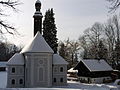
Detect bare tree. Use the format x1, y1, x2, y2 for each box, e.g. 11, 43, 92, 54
79, 34, 90, 59
79, 23, 104, 59
59, 39, 80, 69
103, 15, 120, 67
103, 18, 116, 64
107, 0, 120, 12
0, 0, 20, 35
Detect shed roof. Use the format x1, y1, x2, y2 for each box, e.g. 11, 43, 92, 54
7, 53, 24, 65
53, 54, 68, 65
74, 59, 113, 72
21, 31, 54, 53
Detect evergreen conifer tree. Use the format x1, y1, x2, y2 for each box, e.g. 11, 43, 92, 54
43, 8, 58, 53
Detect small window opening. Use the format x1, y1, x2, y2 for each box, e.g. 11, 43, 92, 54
60, 67, 63, 72
12, 68, 15, 73
11, 79, 15, 85
19, 79, 23, 84
54, 78, 56, 82
60, 78, 63, 82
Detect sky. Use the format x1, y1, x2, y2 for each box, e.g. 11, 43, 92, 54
4, 0, 117, 46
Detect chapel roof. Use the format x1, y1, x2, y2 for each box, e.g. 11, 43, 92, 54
74, 59, 113, 72
53, 54, 68, 65
21, 31, 54, 53
7, 53, 24, 65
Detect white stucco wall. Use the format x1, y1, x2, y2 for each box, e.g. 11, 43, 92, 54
52, 65, 67, 86
7, 65, 24, 88
24, 53, 53, 87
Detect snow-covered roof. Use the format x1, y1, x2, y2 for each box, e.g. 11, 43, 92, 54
82, 60, 113, 71
75, 59, 113, 72
68, 68, 78, 73
21, 31, 54, 53
53, 54, 68, 65
7, 53, 24, 65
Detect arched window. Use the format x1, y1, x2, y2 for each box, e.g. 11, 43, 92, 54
19, 79, 23, 84
12, 67, 15, 73
39, 68, 43, 81
54, 78, 56, 82
11, 79, 15, 85
60, 67, 63, 72
60, 78, 63, 82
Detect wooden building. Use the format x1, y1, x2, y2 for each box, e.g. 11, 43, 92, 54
74, 59, 113, 83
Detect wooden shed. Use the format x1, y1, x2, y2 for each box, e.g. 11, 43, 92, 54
74, 59, 113, 83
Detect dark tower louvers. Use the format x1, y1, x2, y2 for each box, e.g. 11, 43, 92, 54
33, 0, 43, 36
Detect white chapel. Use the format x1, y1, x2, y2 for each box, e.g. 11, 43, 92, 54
7, 0, 68, 88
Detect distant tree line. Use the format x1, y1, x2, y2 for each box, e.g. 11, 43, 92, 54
0, 41, 22, 61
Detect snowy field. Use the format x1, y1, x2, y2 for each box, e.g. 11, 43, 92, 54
0, 71, 119, 90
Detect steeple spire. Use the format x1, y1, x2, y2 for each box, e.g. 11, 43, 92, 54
33, 0, 43, 36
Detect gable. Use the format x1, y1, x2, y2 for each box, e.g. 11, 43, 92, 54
74, 61, 90, 72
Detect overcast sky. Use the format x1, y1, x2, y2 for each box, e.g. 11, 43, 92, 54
5, 0, 117, 46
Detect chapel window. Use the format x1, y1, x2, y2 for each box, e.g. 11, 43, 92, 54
54, 78, 56, 82
11, 79, 15, 85
60, 67, 63, 72
12, 67, 15, 73
19, 79, 23, 84
39, 68, 43, 81
60, 78, 63, 82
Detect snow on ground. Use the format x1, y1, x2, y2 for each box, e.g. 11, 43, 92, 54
0, 71, 119, 90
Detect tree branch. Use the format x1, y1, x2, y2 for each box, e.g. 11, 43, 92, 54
0, 0, 21, 35
107, 0, 120, 12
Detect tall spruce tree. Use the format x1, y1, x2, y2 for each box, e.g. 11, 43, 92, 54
43, 8, 58, 53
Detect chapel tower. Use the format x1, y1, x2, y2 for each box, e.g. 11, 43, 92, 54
33, 0, 43, 35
